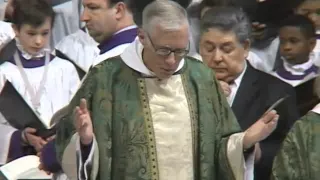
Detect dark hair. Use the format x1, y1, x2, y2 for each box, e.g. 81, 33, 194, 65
200, 7, 251, 44
280, 14, 316, 39
122, 0, 191, 27
199, 0, 238, 8
11, 0, 55, 29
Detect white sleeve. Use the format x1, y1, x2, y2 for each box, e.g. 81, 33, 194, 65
0, 124, 17, 164
244, 150, 255, 180
226, 132, 255, 180
67, 64, 81, 100
61, 133, 99, 180
0, 21, 15, 48
76, 137, 96, 180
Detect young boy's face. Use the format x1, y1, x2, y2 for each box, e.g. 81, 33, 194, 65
296, 1, 320, 30
13, 17, 51, 56
279, 26, 316, 65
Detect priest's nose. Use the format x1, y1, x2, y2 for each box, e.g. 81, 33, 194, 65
164, 53, 176, 66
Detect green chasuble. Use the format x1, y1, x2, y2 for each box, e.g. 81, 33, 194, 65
271, 111, 320, 180
55, 40, 250, 180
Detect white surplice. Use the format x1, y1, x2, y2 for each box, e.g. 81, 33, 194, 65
55, 25, 137, 72
0, 53, 80, 164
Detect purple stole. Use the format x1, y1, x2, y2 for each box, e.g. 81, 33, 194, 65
7, 50, 55, 68
98, 27, 138, 55
276, 63, 319, 80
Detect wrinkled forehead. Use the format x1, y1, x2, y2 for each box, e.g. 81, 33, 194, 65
201, 28, 239, 45
149, 23, 190, 48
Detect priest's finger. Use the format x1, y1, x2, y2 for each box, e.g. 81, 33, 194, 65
79, 114, 89, 127
74, 106, 82, 129
80, 98, 88, 114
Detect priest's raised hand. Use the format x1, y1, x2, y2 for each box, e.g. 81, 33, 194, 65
74, 98, 93, 145
243, 110, 279, 150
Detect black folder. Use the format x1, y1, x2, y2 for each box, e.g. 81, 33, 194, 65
0, 81, 56, 138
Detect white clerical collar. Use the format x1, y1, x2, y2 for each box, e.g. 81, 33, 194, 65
282, 55, 315, 75
115, 25, 137, 35
232, 61, 247, 87
120, 38, 185, 77
15, 38, 48, 60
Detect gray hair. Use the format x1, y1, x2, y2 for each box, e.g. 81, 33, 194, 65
142, 0, 188, 33
200, 7, 251, 44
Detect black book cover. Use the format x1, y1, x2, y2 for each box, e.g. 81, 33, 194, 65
0, 81, 55, 138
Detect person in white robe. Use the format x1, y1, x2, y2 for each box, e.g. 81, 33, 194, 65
0, 21, 15, 50
55, 0, 138, 73
271, 15, 319, 87
0, 1, 80, 179
249, 0, 320, 74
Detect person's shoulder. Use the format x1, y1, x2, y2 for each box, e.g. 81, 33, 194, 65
0, 61, 15, 71
289, 111, 320, 138
56, 29, 97, 48
251, 64, 293, 89
185, 55, 208, 71
184, 56, 215, 80
90, 55, 125, 74
50, 56, 80, 71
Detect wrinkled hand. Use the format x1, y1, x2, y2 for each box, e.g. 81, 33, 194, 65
22, 127, 47, 152
37, 152, 52, 175
252, 22, 267, 40
74, 99, 93, 145
219, 81, 231, 97
243, 110, 279, 150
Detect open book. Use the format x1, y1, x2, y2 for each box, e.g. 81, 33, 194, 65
0, 155, 52, 180
0, 80, 70, 138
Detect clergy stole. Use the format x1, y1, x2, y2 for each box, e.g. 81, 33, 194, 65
56, 56, 248, 180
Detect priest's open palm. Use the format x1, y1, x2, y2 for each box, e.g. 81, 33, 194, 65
74, 99, 93, 145
243, 110, 279, 149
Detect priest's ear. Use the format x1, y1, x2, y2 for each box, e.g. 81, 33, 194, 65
138, 28, 148, 46
113, 2, 127, 20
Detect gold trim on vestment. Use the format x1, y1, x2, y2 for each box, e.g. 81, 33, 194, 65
138, 78, 160, 180
181, 74, 199, 178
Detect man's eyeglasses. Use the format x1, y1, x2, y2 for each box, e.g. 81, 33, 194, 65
146, 32, 189, 57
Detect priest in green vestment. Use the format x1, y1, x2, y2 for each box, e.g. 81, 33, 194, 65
271, 90, 320, 178
55, 1, 280, 180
